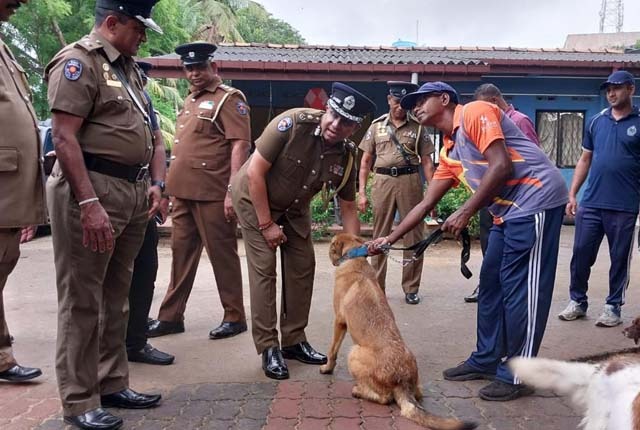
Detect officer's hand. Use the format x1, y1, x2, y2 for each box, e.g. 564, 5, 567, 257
357, 195, 368, 213
366, 236, 390, 256
156, 197, 170, 225
80, 201, 114, 253
566, 197, 578, 217
147, 185, 162, 219
224, 194, 236, 223
20, 226, 37, 244
262, 223, 287, 250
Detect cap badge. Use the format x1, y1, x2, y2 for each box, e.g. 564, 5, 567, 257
343, 95, 355, 111
189, 51, 195, 58
401, 89, 407, 95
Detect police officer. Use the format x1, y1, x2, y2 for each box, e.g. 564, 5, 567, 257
0, 0, 45, 383
45, 1, 163, 428
147, 42, 250, 340
358, 81, 435, 304
124, 61, 174, 366
232, 82, 376, 380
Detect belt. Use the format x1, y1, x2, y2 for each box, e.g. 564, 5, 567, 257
83, 152, 149, 183
374, 165, 419, 177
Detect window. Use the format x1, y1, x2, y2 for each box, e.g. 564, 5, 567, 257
536, 111, 585, 168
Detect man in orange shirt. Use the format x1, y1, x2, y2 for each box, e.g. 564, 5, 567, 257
369, 82, 567, 401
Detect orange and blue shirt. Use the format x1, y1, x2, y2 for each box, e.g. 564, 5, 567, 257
434, 101, 567, 224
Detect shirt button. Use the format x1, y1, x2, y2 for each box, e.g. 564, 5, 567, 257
294, 199, 299, 203
201, 162, 207, 167
185, 110, 190, 115
117, 96, 123, 100
297, 160, 302, 164
191, 98, 196, 102
171, 155, 176, 160
179, 124, 184, 128
311, 170, 317, 175
320, 155, 324, 159
303, 185, 308, 190
174, 139, 179, 144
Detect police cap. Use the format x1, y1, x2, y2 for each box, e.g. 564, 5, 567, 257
387, 81, 418, 99
96, 0, 163, 34
328, 82, 377, 124
175, 42, 218, 66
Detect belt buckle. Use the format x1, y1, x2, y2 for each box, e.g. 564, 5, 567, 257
390, 166, 398, 177
135, 165, 149, 182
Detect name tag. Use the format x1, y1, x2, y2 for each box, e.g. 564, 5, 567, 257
199, 101, 214, 110
106, 79, 122, 88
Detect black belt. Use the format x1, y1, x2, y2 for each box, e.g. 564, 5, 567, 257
375, 165, 419, 177
83, 152, 149, 183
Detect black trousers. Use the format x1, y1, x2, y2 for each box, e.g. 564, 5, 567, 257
126, 220, 159, 352
479, 207, 493, 256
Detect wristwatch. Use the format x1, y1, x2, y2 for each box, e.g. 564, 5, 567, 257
151, 179, 166, 193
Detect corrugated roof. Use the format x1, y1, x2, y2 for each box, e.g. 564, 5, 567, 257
155, 43, 640, 65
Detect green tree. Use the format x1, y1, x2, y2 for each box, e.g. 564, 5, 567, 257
236, 2, 305, 44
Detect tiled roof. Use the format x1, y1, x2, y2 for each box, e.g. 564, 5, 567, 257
156, 43, 640, 65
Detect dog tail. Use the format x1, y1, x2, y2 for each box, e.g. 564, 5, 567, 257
393, 386, 477, 430
509, 357, 596, 397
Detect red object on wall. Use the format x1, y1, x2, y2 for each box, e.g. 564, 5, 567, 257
304, 87, 329, 110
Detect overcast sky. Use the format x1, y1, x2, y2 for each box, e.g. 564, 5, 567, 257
256, 0, 640, 48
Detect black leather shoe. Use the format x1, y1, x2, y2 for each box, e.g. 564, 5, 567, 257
101, 388, 161, 409
281, 341, 327, 365
405, 293, 421, 305
209, 321, 247, 340
146, 320, 184, 338
262, 346, 289, 380
63, 408, 123, 430
127, 344, 175, 366
0, 364, 42, 382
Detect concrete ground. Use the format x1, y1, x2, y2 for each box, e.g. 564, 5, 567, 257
2, 225, 639, 429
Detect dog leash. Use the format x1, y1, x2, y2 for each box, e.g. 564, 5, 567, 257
335, 228, 473, 279
380, 228, 473, 279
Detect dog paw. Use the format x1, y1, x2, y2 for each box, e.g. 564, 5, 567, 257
319, 364, 334, 374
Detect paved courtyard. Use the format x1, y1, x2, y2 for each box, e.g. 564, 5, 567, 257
2, 225, 639, 429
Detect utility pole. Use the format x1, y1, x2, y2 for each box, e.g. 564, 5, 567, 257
599, 0, 624, 33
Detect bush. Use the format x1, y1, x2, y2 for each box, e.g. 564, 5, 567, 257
435, 186, 480, 238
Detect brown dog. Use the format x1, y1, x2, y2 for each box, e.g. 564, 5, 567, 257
623, 317, 640, 344
321, 233, 476, 430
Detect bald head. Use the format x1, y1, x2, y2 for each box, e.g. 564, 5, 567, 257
474, 83, 509, 111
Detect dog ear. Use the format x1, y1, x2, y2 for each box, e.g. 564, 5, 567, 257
329, 235, 344, 266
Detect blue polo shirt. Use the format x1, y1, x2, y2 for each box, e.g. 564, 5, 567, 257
581, 106, 640, 213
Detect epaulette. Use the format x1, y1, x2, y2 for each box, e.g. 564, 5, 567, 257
371, 113, 388, 124
295, 109, 323, 124
74, 35, 102, 53
218, 83, 247, 102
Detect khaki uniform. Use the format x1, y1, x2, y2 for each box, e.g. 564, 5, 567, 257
159, 77, 250, 324
232, 108, 356, 354
359, 114, 434, 293
45, 31, 152, 416
0, 37, 47, 371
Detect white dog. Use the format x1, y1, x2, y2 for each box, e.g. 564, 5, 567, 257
510, 356, 640, 430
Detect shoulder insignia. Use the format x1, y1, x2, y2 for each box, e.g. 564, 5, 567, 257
64, 59, 83, 81
371, 113, 388, 124
277, 117, 293, 132
218, 84, 247, 102
296, 109, 322, 124
364, 129, 372, 141
236, 101, 249, 116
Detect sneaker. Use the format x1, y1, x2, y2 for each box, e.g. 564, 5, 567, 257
479, 380, 534, 401
443, 361, 495, 381
464, 286, 479, 303
558, 300, 587, 321
595, 304, 622, 327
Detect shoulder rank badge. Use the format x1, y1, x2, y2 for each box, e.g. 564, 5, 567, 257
277, 117, 293, 132
64, 59, 83, 81
236, 101, 249, 116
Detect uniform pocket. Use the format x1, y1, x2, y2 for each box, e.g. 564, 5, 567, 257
98, 85, 133, 126
190, 158, 222, 170
0, 148, 18, 172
